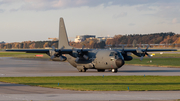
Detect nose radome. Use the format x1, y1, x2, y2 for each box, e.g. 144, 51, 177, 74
116, 59, 124, 68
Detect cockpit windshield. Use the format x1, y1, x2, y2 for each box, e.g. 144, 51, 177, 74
109, 52, 124, 60
109, 52, 115, 56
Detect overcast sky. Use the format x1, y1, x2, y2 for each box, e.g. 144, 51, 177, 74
0, 0, 180, 42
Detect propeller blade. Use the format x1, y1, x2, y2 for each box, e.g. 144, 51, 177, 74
75, 57, 80, 62
82, 45, 85, 50
83, 55, 89, 60
49, 49, 56, 59
148, 54, 151, 58
52, 46, 55, 49
60, 56, 66, 61
121, 44, 125, 54
137, 47, 143, 53
50, 55, 55, 60
145, 45, 149, 51
145, 52, 151, 58
140, 56, 144, 61
60, 46, 65, 50
122, 44, 124, 51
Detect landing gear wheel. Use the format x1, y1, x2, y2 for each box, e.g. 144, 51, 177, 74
97, 69, 105, 72
78, 68, 87, 72
82, 68, 87, 72
112, 69, 118, 73
78, 69, 82, 72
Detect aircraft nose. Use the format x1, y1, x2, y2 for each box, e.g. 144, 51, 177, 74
116, 59, 124, 68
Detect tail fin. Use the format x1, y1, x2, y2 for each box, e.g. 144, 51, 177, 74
58, 17, 72, 49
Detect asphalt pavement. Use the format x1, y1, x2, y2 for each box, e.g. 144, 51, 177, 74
0, 57, 180, 100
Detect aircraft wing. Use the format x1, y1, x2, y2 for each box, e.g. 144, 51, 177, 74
6, 48, 176, 53
115, 48, 177, 55
122, 49, 177, 52
5, 49, 74, 54
6, 49, 50, 53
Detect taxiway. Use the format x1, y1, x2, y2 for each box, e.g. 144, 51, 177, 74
1, 57, 180, 77
0, 57, 180, 100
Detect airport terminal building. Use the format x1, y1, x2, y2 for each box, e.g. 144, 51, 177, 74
74, 35, 96, 43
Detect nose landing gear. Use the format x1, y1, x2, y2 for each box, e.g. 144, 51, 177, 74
111, 69, 118, 73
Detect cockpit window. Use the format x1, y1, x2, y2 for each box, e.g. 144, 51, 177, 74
109, 52, 124, 60
109, 52, 115, 56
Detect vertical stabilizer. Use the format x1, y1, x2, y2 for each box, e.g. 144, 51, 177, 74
58, 18, 72, 49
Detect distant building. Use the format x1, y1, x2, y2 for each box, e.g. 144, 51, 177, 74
74, 35, 113, 43
97, 37, 113, 43
74, 35, 96, 43
0, 41, 5, 44
86, 37, 113, 43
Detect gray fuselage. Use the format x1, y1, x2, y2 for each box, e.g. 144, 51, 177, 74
65, 49, 124, 70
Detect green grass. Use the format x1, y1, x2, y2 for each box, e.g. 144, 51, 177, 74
131, 53, 180, 58
153, 53, 180, 58
126, 58, 180, 67
1, 76, 180, 91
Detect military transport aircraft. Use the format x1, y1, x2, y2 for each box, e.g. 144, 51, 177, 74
6, 18, 177, 73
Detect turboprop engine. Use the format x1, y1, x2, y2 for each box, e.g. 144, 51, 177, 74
48, 46, 67, 61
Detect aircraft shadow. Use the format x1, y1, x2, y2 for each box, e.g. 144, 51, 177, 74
118, 70, 180, 73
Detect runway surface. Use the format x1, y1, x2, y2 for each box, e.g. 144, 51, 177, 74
0, 57, 180, 100
1, 57, 180, 77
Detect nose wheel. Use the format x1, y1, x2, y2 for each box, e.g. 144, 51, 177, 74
111, 69, 118, 73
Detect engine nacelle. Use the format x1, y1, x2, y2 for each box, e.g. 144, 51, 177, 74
116, 59, 125, 68
133, 52, 144, 57
124, 56, 133, 61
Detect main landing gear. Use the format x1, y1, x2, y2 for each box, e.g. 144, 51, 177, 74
78, 68, 87, 72
77, 66, 87, 72
77, 67, 118, 73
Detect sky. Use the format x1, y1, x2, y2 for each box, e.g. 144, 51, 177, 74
0, 0, 180, 43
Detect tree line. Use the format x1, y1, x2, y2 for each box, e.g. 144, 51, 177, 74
1, 32, 180, 49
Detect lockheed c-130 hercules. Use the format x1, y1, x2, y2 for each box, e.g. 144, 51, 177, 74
6, 18, 177, 73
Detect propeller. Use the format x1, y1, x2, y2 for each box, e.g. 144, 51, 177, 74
49, 46, 56, 60
58, 46, 66, 61
136, 45, 151, 61
75, 45, 89, 62
75, 57, 80, 63
121, 44, 125, 54
120, 44, 126, 57
49, 46, 67, 61
144, 45, 151, 58
83, 54, 89, 60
